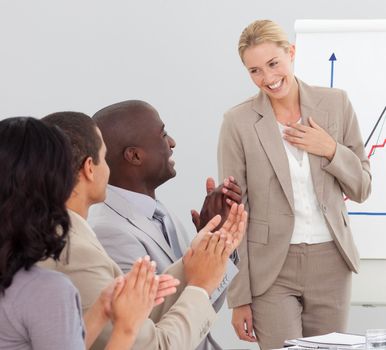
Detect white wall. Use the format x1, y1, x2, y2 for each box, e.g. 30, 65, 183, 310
1, 1, 385, 348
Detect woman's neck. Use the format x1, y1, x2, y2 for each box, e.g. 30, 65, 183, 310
270, 78, 301, 124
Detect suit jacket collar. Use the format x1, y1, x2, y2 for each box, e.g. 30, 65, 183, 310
68, 209, 106, 252
251, 78, 328, 211
104, 187, 176, 261
58, 209, 108, 265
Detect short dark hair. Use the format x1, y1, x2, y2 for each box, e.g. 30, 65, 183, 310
0, 117, 74, 294
43, 112, 101, 179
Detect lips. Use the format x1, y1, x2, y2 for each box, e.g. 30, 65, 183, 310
168, 152, 175, 165
267, 79, 283, 90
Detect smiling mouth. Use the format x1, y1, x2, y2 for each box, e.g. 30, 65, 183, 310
267, 79, 283, 90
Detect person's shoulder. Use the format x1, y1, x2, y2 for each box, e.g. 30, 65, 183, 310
7, 266, 77, 303
224, 95, 257, 117
28, 266, 75, 291
299, 79, 347, 103
88, 200, 129, 228
309, 84, 345, 97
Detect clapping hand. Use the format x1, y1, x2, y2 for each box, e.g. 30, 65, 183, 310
191, 176, 242, 232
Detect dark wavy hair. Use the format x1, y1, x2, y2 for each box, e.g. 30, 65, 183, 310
0, 117, 75, 294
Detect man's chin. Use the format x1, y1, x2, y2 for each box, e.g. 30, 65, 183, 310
160, 170, 177, 186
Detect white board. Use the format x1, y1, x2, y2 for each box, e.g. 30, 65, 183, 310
294, 19, 386, 259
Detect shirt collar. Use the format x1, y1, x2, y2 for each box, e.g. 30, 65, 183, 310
108, 184, 156, 219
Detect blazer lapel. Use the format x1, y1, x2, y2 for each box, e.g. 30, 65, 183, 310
105, 188, 176, 261
298, 80, 329, 205
68, 210, 108, 254
252, 92, 295, 213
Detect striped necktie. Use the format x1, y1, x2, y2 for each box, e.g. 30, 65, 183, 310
153, 202, 183, 259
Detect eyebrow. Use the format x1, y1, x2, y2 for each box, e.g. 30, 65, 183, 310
247, 65, 260, 71
247, 56, 279, 71
267, 56, 278, 64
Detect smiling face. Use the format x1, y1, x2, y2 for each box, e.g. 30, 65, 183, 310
139, 107, 177, 189
242, 41, 296, 101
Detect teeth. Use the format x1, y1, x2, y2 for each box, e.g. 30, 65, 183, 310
268, 80, 282, 89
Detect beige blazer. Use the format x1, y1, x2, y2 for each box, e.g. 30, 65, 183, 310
39, 210, 216, 350
218, 79, 371, 308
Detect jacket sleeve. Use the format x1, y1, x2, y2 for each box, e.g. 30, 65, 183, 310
218, 112, 252, 308
136, 260, 216, 350
323, 90, 371, 203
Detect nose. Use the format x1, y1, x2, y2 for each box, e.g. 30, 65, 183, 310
168, 135, 176, 148
263, 70, 276, 85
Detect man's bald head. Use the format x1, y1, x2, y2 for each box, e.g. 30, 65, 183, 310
92, 100, 176, 196
93, 100, 156, 154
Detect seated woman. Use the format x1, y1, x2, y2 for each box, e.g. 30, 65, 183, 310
0, 117, 160, 350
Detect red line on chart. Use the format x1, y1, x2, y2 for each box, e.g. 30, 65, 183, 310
368, 139, 386, 158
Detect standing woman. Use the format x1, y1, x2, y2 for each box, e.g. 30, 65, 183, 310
218, 20, 371, 349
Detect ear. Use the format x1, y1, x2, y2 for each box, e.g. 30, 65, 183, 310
123, 147, 143, 166
80, 156, 95, 182
289, 44, 296, 62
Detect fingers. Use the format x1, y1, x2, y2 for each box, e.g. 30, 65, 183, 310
201, 214, 221, 234
154, 297, 165, 306
221, 237, 233, 261
233, 319, 252, 342
232, 318, 256, 342
223, 177, 242, 205
245, 314, 256, 341
223, 177, 242, 195
223, 188, 242, 204
190, 209, 201, 231
232, 305, 257, 342
221, 202, 238, 231
283, 126, 306, 142
155, 286, 178, 300
156, 275, 180, 299
308, 116, 321, 129
206, 177, 216, 194
143, 260, 157, 296
207, 231, 222, 254
229, 207, 247, 249
199, 232, 214, 251
158, 274, 178, 284
112, 275, 125, 300
126, 257, 143, 290
136, 256, 151, 291
148, 274, 159, 304
158, 278, 180, 291
226, 203, 246, 237
236, 211, 247, 239
287, 121, 308, 131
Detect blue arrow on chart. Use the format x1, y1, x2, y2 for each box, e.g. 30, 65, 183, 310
329, 53, 337, 88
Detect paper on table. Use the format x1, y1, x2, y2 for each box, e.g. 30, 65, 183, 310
285, 332, 365, 349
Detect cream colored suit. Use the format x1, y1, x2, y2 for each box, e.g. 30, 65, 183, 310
39, 210, 216, 350
218, 79, 371, 308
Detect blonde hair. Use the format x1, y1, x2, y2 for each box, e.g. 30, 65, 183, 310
238, 20, 290, 62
